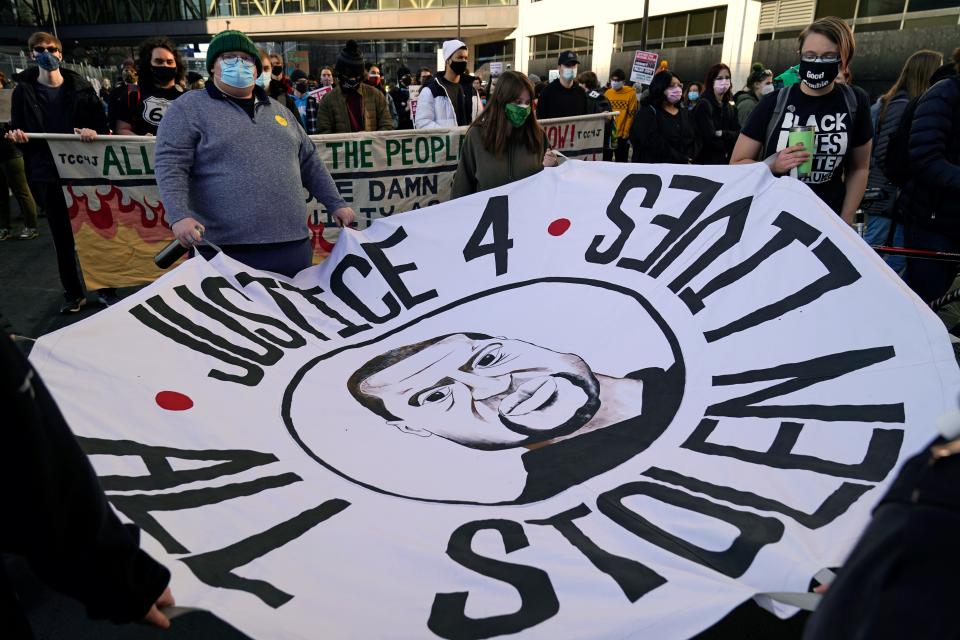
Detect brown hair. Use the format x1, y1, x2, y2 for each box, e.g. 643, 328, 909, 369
28, 31, 62, 51
879, 49, 944, 123
577, 71, 600, 91
137, 36, 185, 90
471, 70, 544, 157
798, 17, 856, 70
703, 63, 733, 103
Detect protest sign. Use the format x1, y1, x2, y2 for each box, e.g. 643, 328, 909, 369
631, 50, 659, 85
31, 160, 959, 639
286, 51, 309, 77
489, 61, 503, 76
408, 84, 421, 121
44, 113, 611, 288
308, 85, 331, 102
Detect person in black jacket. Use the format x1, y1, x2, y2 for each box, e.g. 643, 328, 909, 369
535, 50, 589, 120
389, 66, 415, 130
862, 50, 944, 275
630, 70, 698, 165
5, 32, 109, 314
899, 58, 960, 303
1, 333, 174, 637
693, 62, 740, 164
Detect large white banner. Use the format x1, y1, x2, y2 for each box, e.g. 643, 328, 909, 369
31, 161, 959, 639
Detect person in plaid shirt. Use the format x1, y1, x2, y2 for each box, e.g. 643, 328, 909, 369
290, 70, 320, 135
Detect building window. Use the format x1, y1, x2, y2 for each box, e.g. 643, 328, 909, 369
475, 40, 515, 69
528, 27, 593, 61
760, 0, 959, 38
614, 6, 726, 52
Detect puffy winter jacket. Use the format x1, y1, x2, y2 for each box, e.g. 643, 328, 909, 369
863, 91, 908, 217
898, 76, 960, 232
414, 76, 482, 129
734, 90, 758, 128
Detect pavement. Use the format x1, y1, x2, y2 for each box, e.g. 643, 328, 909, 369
0, 200, 810, 639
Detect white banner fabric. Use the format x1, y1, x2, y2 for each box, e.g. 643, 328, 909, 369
30, 161, 960, 639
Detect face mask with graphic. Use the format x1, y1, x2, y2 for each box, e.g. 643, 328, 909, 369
152, 66, 177, 84
665, 86, 683, 104
561, 67, 577, 82
687, 91, 699, 102
761, 82, 775, 96
505, 103, 531, 128
36, 51, 61, 71
610, 80, 624, 91
256, 70, 271, 89
341, 76, 361, 91
219, 58, 256, 89
713, 78, 731, 95
295, 80, 308, 93
449, 60, 468, 76
800, 59, 840, 90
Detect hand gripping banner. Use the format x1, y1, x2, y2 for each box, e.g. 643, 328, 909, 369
44, 114, 609, 290
30, 161, 960, 639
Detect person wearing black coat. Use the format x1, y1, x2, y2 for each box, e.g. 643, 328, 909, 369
389, 66, 415, 130
898, 65, 960, 303
7, 34, 109, 314
692, 63, 740, 165
0, 333, 173, 637
630, 70, 698, 164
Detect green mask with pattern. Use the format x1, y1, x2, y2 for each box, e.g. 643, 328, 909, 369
505, 103, 531, 128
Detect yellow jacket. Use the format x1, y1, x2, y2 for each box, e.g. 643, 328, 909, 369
604, 86, 639, 139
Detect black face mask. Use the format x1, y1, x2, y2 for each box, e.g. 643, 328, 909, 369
152, 66, 177, 84
340, 76, 361, 91
799, 59, 840, 90
295, 81, 308, 93
449, 60, 468, 76
400, 75, 412, 87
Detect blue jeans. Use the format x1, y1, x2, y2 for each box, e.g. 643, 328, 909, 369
863, 215, 905, 275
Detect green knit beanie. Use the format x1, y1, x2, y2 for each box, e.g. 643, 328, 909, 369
207, 30, 261, 74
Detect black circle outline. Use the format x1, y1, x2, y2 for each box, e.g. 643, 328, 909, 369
282, 277, 685, 505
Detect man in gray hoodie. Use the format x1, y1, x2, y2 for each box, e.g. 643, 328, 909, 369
156, 29, 355, 277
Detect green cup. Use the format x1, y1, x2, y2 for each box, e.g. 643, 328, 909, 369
787, 125, 816, 175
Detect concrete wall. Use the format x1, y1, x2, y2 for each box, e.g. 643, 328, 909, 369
752, 25, 960, 100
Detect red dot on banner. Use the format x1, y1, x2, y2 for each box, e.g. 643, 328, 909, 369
156, 391, 194, 411
548, 218, 571, 236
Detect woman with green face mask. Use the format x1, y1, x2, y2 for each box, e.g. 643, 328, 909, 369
452, 71, 558, 199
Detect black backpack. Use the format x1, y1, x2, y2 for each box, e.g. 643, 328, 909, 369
882, 96, 922, 187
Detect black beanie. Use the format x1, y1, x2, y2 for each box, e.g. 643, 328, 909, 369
336, 40, 364, 78
396, 66, 412, 83
290, 69, 308, 82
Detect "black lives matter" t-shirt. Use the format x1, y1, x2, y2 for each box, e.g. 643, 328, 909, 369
742, 83, 873, 214
113, 85, 183, 135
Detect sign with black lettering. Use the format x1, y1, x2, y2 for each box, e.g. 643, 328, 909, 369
30, 161, 959, 639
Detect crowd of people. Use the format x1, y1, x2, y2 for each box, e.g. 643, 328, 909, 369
1, 14, 960, 639
0, 19, 958, 306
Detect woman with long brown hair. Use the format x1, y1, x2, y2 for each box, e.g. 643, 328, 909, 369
451, 70, 558, 198
862, 49, 943, 273
693, 62, 740, 164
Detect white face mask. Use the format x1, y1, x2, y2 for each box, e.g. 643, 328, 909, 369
610, 80, 623, 90
761, 82, 775, 95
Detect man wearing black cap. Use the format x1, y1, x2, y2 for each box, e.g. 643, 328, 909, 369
536, 50, 589, 120
389, 66, 415, 130
316, 40, 392, 134
155, 30, 355, 278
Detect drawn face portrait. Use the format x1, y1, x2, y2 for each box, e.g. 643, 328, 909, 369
349, 334, 602, 450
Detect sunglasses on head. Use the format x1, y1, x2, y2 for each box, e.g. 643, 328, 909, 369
34, 46, 59, 54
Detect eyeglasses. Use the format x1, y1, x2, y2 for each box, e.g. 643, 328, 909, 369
33, 46, 59, 54
800, 53, 841, 63
221, 53, 255, 64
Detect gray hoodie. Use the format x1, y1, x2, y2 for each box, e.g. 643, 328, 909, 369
156, 84, 347, 245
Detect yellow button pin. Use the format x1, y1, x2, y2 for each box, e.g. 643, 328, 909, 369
275, 114, 288, 127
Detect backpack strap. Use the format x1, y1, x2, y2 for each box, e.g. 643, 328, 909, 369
760, 85, 792, 160
838, 83, 858, 131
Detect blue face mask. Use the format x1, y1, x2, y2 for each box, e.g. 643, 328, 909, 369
687, 91, 700, 102
561, 67, 577, 82
219, 58, 256, 89
255, 70, 271, 89
36, 51, 61, 71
